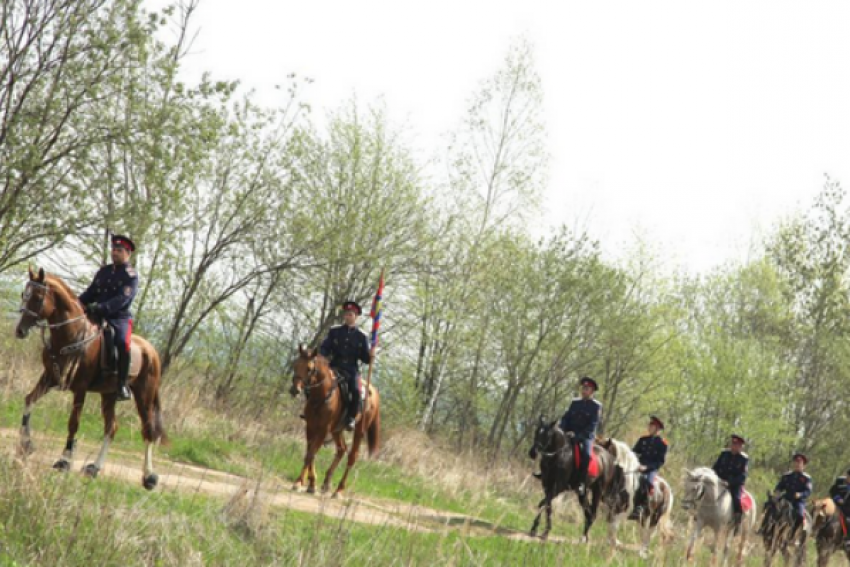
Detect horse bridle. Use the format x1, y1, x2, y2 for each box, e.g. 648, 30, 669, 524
19, 281, 88, 331
682, 478, 710, 508
298, 361, 337, 397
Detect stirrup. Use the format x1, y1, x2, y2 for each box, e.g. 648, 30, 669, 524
117, 385, 131, 401
532, 471, 542, 480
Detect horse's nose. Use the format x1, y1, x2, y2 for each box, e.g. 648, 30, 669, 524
289, 385, 300, 398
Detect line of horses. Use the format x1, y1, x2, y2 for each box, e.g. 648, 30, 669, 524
529, 418, 850, 567
12, 269, 850, 566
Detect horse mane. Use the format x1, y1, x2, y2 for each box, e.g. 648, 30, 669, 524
44, 273, 81, 312
607, 437, 641, 472
687, 466, 720, 485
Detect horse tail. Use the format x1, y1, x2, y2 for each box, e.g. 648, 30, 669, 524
367, 392, 380, 457
153, 389, 169, 446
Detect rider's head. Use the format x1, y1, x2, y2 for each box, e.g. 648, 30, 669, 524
648, 415, 664, 435
579, 377, 598, 399
792, 453, 807, 472
341, 301, 362, 327
729, 434, 745, 454
110, 235, 135, 266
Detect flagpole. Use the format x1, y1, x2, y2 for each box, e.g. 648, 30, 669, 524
365, 268, 384, 408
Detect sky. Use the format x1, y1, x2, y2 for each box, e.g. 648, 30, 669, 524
148, 0, 850, 273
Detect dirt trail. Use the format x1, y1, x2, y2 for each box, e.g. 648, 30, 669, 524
0, 427, 550, 540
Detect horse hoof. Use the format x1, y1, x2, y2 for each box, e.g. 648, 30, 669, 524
332, 491, 342, 499
82, 464, 100, 479
143, 473, 159, 491
306, 486, 316, 494
321, 485, 330, 494
540, 533, 549, 542
291, 483, 301, 492
52, 459, 71, 472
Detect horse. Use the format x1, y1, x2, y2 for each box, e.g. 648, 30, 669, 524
812, 498, 850, 567
289, 345, 380, 496
759, 491, 809, 567
682, 467, 758, 566
527, 417, 616, 542
14, 268, 166, 489
598, 436, 675, 558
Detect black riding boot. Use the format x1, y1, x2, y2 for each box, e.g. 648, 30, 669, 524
732, 511, 743, 534
346, 381, 360, 431
116, 349, 131, 401
576, 447, 590, 496
629, 484, 647, 520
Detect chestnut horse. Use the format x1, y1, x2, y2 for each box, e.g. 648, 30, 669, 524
289, 345, 380, 496
14, 268, 166, 489
812, 498, 850, 567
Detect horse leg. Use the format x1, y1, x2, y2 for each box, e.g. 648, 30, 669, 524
333, 427, 365, 497
53, 390, 86, 472
542, 497, 553, 541
529, 496, 547, 537
18, 371, 51, 456
580, 484, 601, 543
686, 519, 702, 562
293, 432, 323, 493
321, 433, 347, 493
83, 394, 118, 478
133, 388, 159, 490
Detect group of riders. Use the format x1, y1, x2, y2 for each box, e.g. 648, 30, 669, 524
533, 376, 850, 550
69, 233, 850, 551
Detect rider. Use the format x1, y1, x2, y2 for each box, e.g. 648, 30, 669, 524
557, 377, 602, 497
712, 433, 749, 533
78, 234, 138, 401
829, 467, 850, 551
772, 453, 812, 536
319, 301, 375, 431
628, 415, 668, 521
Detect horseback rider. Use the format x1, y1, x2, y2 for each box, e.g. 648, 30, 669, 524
319, 301, 375, 431
78, 234, 138, 401
556, 377, 602, 497
772, 453, 812, 536
628, 415, 668, 521
712, 433, 749, 532
829, 467, 850, 551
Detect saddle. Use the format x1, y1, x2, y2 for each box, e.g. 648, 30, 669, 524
98, 323, 142, 377
572, 441, 600, 477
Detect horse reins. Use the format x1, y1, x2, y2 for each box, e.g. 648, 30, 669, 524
20, 281, 99, 388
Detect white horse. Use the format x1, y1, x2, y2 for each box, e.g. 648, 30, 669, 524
601, 437, 675, 558
682, 467, 758, 566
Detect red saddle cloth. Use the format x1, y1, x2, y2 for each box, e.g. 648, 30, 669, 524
573, 444, 599, 477
741, 490, 754, 513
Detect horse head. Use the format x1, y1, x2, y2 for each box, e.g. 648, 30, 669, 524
811, 498, 835, 532
528, 416, 561, 460
290, 343, 320, 397
16, 267, 52, 339
681, 468, 715, 511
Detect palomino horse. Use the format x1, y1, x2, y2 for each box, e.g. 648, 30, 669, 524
682, 467, 758, 566
527, 417, 616, 542
14, 268, 166, 489
289, 346, 380, 496
598, 437, 675, 558
812, 498, 850, 567
759, 492, 808, 567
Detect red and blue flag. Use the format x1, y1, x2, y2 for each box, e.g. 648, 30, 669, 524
369, 271, 384, 348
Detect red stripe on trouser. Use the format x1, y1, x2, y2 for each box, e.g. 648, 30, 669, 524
840, 513, 847, 536
126, 319, 133, 352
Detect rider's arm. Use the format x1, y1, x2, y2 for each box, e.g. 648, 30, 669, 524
799, 477, 812, 500
649, 441, 668, 470
357, 331, 371, 365
99, 274, 138, 317
78, 270, 100, 305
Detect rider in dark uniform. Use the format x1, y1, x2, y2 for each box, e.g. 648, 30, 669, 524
78, 234, 138, 401
319, 301, 374, 431
713, 434, 749, 532
557, 377, 602, 496
628, 415, 668, 520
772, 452, 812, 536
829, 468, 850, 551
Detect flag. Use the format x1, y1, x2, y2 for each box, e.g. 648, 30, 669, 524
369, 270, 384, 348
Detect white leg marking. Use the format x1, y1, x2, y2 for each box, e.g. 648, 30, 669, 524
93, 435, 112, 469
144, 442, 154, 477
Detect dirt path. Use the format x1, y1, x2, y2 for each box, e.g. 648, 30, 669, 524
0, 427, 551, 540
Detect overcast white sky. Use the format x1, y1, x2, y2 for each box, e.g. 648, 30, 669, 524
150, 0, 850, 273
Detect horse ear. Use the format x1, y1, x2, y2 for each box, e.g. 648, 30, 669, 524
28, 265, 34, 280
37, 268, 45, 282
298, 343, 306, 357
548, 420, 558, 429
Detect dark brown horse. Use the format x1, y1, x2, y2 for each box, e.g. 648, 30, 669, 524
812, 498, 850, 567
289, 345, 380, 496
15, 268, 166, 489
759, 491, 808, 567
527, 417, 616, 541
